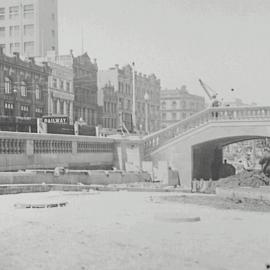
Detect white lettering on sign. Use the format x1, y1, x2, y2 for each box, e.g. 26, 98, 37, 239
43, 117, 68, 124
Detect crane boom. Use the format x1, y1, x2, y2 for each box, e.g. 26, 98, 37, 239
198, 79, 218, 101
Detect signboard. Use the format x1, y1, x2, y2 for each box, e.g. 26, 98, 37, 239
42, 116, 69, 125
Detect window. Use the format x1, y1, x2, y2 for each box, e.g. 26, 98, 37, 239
66, 82, 70, 92
4, 102, 14, 116
9, 6, 19, 19
161, 101, 166, 109
36, 107, 43, 117
4, 77, 11, 94
51, 30, 55, 37
52, 13, 55, 20
0, 8, 5, 20
24, 41, 34, 56
36, 107, 43, 113
35, 85, 41, 100
24, 4, 34, 19
172, 112, 177, 121
60, 80, 64, 90
20, 81, 27, 97
53, 78, 57, 88
53, 100, 57, 114
20, 105, 29, 117
0, 27, 5, 37
162, 113, 166, 120
10, 42, 20, 54
24, 24, 34, 36
172, 101, 177, 109
0, 44, 5, 53
9, 25, 19, 37
60, 102, 64, 114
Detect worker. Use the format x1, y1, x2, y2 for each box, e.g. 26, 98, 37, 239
259, 148, 270, 177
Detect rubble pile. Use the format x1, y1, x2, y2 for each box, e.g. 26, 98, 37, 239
217, 170, 270, 188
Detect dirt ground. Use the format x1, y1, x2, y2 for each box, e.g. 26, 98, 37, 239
0, 191, 270, 270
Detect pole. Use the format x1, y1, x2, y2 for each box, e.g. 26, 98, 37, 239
132, 62, 136, 132
145, 101, 149, 134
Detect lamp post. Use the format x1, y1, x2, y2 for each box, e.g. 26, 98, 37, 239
144, 92, 149, 134
13, 88, 18, 132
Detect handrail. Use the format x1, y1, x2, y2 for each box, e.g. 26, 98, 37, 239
143, 105, 270, 155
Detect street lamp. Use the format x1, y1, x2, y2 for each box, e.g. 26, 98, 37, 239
144, 92, 149, 134
12, 88, 18, 131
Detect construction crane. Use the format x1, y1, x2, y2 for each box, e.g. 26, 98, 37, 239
198, 79, 219, 101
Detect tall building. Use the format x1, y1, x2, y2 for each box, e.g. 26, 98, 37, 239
160, 86, 205, 128
98, 64, 161, 133
0, 0, 58, 57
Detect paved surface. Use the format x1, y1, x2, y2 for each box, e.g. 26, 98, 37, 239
0, 191, 270, 270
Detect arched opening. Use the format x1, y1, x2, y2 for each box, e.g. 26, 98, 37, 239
192, 136, 268, 181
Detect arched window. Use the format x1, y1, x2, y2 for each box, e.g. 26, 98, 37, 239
35, 85, 40, 100
4, 77, 11, 94
21, 81, 27, 97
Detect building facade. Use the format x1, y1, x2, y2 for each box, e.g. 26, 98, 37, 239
35, 52, 74, 124
73, 53, 98, 128
98, 64, 161, 133
160, 86, 205, 128
0, 0, 58, 57
0, 48, 49, 131
97, 83, 118, 135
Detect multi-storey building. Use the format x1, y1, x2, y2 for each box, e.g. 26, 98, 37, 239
73, 53, 98, 127
98, 64, 161, 133
97, 83, 118, 135
35, 51, 74, 124
0, 0, 58, 57
160, 86, 205, 128
0, 48, 49, 131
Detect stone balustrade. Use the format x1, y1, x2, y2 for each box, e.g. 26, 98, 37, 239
144, 106, 270, 156
0, 132, 114, 156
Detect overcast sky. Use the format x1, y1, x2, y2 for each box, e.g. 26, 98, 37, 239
58, 0, 270, 105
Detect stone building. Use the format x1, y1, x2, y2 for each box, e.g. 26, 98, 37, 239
0, 48, 49, 131
0, 0, 58, 57
97, 83, 118, 135
160, 86, 205, 128
35, 52, 74, 124
73, 53, 98, 127
56, 52, 99, 128
98, 64, 161, 133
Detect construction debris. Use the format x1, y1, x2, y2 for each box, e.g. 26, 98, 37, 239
216, 170, 270, 188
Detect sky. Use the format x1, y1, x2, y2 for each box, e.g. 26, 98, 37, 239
58, 0, 270, 105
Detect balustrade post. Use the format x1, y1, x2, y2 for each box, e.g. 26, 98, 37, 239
72, 141, 77, 155
26, 140, 34, 156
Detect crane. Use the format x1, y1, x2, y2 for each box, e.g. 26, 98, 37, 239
198, 79, 219, 101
